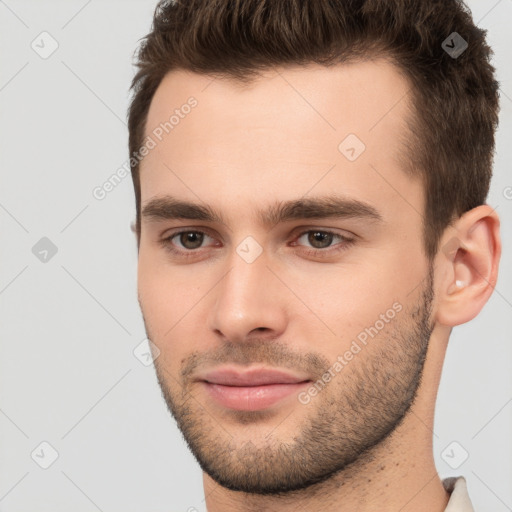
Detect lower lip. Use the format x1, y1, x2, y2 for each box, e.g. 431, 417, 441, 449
202, 382, 310, 411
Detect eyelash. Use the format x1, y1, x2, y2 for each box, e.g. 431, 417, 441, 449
159, 229, 355, 260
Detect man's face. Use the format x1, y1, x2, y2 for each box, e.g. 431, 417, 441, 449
137, 60, 434, 493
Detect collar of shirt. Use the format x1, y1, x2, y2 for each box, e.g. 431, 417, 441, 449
443, 476, 475, 511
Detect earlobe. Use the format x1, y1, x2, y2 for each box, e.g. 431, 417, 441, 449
435, 205, 501, 327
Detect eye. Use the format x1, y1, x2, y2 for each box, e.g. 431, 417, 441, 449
160, 230, 218, 257
297, 230, 338, 249
159, 228, 355, 260
292, 229, 355, 256
172, 231, 209, 250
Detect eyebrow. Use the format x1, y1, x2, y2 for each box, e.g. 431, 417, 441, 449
141, 194, 383, 229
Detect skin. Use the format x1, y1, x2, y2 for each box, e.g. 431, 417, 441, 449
136, 60, 501, 511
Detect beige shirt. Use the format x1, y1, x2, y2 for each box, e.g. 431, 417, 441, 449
443, 476, 475, 511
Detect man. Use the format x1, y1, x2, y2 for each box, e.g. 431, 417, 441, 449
127, 0, 501, 510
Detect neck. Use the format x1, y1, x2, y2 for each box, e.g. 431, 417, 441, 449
203, 328, 452, 512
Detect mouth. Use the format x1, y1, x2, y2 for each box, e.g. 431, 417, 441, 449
197, 367, 312, 411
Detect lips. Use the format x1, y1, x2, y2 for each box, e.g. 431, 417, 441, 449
201, 368, 310, 386
198, 367, 311, 411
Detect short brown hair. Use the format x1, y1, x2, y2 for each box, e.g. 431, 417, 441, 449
128, 0, 499, 258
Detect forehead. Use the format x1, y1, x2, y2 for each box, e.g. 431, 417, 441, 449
144, 59, 413, 144
139, 59, 421, 224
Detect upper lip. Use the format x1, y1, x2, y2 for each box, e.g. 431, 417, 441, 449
198, 367, 311, 386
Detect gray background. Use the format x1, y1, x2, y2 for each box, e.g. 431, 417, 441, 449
0, 1, 511, 511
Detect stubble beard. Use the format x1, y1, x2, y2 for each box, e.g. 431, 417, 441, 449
148, 270, 434, 495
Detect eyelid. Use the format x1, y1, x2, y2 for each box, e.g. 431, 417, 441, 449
160, 226, 220, 242
292, 226, 355, 239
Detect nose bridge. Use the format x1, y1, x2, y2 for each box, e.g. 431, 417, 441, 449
208, 239, 287, 341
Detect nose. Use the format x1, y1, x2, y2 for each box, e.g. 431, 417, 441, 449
207, 247, 289, 344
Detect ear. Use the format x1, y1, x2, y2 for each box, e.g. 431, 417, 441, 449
434, 205, 501, 327
131, 220, 141, 253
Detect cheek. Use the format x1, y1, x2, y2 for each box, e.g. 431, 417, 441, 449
138, 265, 200, 378
288, 250, 425, 351
138, 250, 197, 343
